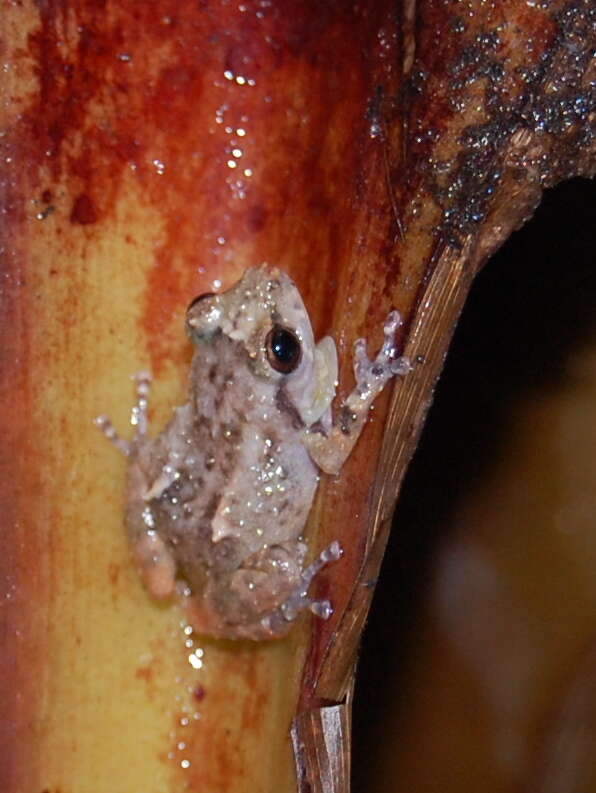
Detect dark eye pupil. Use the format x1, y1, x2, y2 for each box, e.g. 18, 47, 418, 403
271, 329, 298, 363
266, 326, 301, 373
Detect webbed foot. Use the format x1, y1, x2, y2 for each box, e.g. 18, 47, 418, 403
259, 541, 343, 635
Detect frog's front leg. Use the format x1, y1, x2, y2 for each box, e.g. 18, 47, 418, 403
95, 371, 177, 599
304, 311, 410, 475
94, 370, 153, 455
96, 371, 178, 499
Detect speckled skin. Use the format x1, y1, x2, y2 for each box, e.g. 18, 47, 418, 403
97, 266, 409, 640
127, 337, 320, 635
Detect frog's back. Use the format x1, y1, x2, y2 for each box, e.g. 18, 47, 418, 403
129, 333, 318, 581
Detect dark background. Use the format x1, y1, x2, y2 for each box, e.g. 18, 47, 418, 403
353, 176, 596, 790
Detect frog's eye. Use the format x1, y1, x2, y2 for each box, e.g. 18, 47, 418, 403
186, 292, 223, 340
187, 292, 215, 312
265, 325, 302, 374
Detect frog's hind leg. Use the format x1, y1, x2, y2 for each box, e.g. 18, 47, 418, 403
94, 371, 152, 455
260, 540, 343, 636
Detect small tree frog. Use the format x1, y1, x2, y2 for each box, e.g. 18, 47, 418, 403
96, 266, 409, 640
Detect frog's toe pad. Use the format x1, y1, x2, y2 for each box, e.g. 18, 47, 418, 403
259, 541, 343, 634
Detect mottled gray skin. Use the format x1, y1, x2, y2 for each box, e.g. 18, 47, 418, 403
127, 334, 319, 634
97, 265, 409, 640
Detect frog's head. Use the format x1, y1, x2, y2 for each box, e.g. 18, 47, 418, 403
186, 265, 337, 427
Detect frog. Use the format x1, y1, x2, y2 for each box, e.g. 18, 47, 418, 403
96, 265, 409, 640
